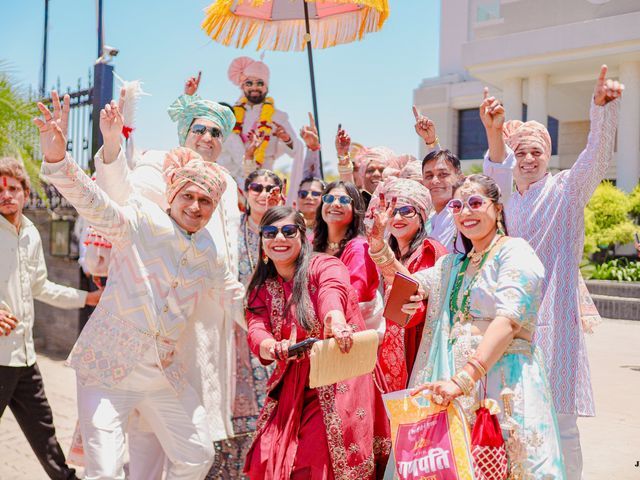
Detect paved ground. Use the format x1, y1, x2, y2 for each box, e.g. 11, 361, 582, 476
1, 319, 639, 479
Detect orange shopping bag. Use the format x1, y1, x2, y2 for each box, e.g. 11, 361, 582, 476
383, 389, 475, 480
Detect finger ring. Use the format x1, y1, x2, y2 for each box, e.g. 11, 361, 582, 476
433, 394, 444, 404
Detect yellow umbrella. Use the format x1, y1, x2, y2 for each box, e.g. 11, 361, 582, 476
201, 0, 390, 176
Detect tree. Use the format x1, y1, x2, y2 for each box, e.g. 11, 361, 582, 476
0, 61, 42, 197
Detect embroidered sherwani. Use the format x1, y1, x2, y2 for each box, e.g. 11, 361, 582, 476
94, 147, 243, 442
218, 104, 303, 185
483, 99, 620, 416
42, 154, 244, 440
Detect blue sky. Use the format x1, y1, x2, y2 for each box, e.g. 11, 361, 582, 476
1, 0, 440, 173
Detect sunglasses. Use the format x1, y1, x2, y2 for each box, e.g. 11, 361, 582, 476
248, 183, 279, 194
392, 205, 418, 218
298, 190, 322, 199
261, 224, 300, 239
447, 195, 491, 215
190, 124, 223, 138
322, 194, 353, 205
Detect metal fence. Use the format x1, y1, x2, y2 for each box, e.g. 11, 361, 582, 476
25, 73, 94, 210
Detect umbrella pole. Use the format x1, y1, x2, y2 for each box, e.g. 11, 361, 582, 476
303, 1, 324, 178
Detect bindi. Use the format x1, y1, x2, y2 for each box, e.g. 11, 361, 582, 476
2, 177, 7, 187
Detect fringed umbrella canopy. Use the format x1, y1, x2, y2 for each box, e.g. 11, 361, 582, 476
202, 0, 389, 51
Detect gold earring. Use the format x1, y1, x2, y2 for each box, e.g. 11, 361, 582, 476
262, 252, 269, 265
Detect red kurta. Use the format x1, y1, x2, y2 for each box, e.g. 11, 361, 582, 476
378, 238, 447, 391
244, 254, 391, 480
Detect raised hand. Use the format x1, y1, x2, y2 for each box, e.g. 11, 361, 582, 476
184, 71, 202, 96
299, 112, 320, 150
366, 193, 397, 247
479, 87, 505, 131
245, 130, 266, 159
33, 92, 69, 163
272, 121, 292, 144
335, 124, 351, 159
593, 65, 624, 106
99, 93, 126, 146
412, 105, 437, 144
266, 185, 285, 208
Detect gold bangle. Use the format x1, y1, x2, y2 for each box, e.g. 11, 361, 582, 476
425, 136, 439, 149
337, 163, 354, 174
451, 370, 475, 396
368, 242, 395, 266
467, 358, 487, 377
337, 153, 351, 163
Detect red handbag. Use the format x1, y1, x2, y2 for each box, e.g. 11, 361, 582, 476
471, 381, 508, 480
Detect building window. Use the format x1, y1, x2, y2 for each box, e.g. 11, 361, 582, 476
458, 108, 488, 160
458, 107, 559, 160
476, 0, 500, 23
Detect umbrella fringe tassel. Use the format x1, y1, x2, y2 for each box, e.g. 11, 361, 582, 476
202, 0, 389, 52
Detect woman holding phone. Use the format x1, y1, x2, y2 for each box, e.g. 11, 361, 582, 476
365, 178, 447, 391
243, 206, 390, 479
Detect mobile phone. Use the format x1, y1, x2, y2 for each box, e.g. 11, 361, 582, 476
287, 338, 319, 358
383, 272, 420, 327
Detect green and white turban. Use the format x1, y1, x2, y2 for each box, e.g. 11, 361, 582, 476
168, 94, 235, 146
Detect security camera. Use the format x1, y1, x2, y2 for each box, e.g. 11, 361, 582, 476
96, 45, 119, 64
103, 45, 119, 57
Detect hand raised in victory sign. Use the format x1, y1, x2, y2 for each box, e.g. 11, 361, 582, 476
412, 105, 437, 145
99, 89, 126, 146
335, 124, 351, 159
299, 112, 320, 151
593, 65, 624, 106
479, 87, 505, 131
184, 71, 202, 96
365, 192, 397, 251
33, 91, 69, 163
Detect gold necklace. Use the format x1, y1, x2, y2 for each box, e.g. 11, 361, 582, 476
327, 241, 341, 251
468, 234, 502, 267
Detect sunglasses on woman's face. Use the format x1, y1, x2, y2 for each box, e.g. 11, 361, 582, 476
447, 195, 490, 215
248, 183, 278, 194
261, 224, 300, 239
392, 205, 418, 218
298, 190, 322, 199
322, 194, 352, 205
190, 124, 223, 138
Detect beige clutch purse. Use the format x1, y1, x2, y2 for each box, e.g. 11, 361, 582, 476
308, 330, 379, 389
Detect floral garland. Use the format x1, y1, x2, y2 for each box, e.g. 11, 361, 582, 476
232, 96, 275, 167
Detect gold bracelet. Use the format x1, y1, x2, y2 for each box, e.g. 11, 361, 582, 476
467, 358, 487, 377
368, 242, 395, 266
425, 136, 439, 149
337, 163, 354, 174
337, 153, 351, 163
451, 370, 475, 396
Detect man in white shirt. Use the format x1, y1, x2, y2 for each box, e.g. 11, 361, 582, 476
218, 56, 303, 188
0, 155, 101, 480
413, 107, 464, 252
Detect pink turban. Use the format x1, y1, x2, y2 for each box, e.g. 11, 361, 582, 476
367, 178, 433, 224
382, 154, 420, 181
163, 147, 227, 206
355, 146, 396, 179
503, 120, 551, 159
228, 56, 270, 87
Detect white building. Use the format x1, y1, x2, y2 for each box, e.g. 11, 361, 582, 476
414, 0, 640, 191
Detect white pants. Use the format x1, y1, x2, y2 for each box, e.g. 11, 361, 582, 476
77, 363, 213, 480
557, 414, 584, 480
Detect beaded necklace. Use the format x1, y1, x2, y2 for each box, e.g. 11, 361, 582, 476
449, 235, 502, 325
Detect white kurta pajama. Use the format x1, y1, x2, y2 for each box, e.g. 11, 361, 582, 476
217, 102, 304, 203
42, 155, 244, 480
483, 99, 620, 480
